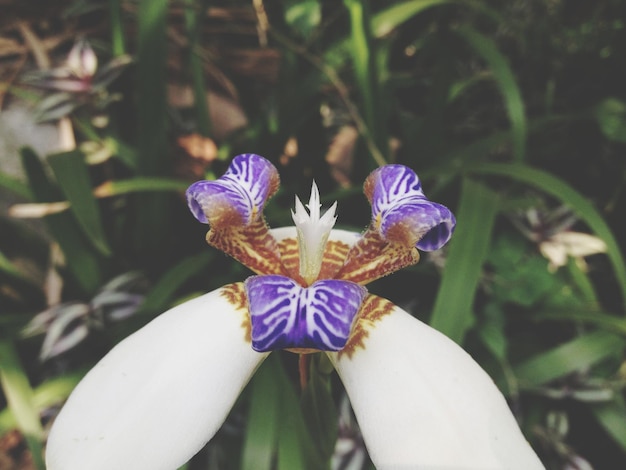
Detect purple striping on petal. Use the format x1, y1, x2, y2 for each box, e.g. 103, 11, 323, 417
381, 199, 456, 251
186, 154, 278, 225
244, 275, 367, 352
366, 165, 456, 251
367, 165, 423, 217
417, 218, 454, 251
186, 180, 220, 224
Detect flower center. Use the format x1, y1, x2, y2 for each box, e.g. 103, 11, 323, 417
291, 181, 338, 285
187, 154, 456, 353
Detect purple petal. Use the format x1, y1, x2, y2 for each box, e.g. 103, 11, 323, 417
382, 198, 456, 251
245, 275, 367, 352
366, 165, 424, 215
365, 165, 455, 251
186, 154, 279, 226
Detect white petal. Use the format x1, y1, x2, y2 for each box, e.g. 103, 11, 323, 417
46, 287, 268, 470
549, 232, 607, 257
329, 306, 544, 470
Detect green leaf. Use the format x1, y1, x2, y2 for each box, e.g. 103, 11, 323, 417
137, 251, 214, 316
284, 0, 321, 39
242, 356, 322, 470
94, 177, 189, 197
487, 236, 558, 307
456, 27, 527, 162
477, 302, 508, 361
21, 147, 102, 293
184, 0, 211, 136
0, 171, 32, 199
0, 341, 45, 470
344, 0, 387, 168
468, 163, 626, 308
430, 178, 499, 343
135, 0, 170, 260
0, 371, 85, 434
242, 359, 279, 470
272, 355, 323, 470
566, 257, 600, 306
512, 331, 624, 389
372, 0, 502, 38
0, 250, 28, 281
109, 0, 126, 56
591, 398, 626, 452
421, 114, 585, 186
137, 0, 168, 176
301, 357, 338, 461
534, 310, 626, 337
48, 150, 111, 256
373, 0, 458, 37
594, 98, 626, 143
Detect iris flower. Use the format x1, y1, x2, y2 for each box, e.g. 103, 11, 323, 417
46, 154, 544, 469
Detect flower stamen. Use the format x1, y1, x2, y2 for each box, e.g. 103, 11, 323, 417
291, 181, 338, 285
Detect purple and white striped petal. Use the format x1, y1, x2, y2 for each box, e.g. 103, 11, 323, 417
245, 275, 367, 352
186, 154, 279, 227
364, 164, 455, 251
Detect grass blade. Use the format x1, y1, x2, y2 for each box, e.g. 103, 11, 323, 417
21, 147, 102, 294
242, 355, 322, 470
137, 251, 214, 316
373, 0, 457, 37
456, 27, 527, 162
94, 177, 189, 197
344, 0, 387, 167
184, 0, 211, 136
48, 150, 111, 257
430, 178, 499, 343
0, 341, 45, 470
591, 398, 626, 452
0, 171, 32, 200
534, 310, 626, 337
0, 250, 29, 282
242, 359, 279, 470
468, 163, 626, 308
135, 0, 170, 261
272, 355, 321, 470
137, 0, 168, 176
301, 359, 338, 462
0, 371, 85, 434
109, 0, 126, 56
512, 331, 624, 389
372, 0, 504, 38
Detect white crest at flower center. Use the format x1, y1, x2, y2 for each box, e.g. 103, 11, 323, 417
291, 181, 338, 284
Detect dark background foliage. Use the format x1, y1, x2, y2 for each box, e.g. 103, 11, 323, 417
1, 0, 625, 468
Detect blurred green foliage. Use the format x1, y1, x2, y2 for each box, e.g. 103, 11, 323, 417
1, 0, 625, 468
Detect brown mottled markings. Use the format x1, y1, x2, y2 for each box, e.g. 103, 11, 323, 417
318, 239, 351, 280
339, 294, 395, 359
207, 219, 289, 276
277, 238, 300, 280
336, 228, 419, 285
220, 283, 251, 343
277, 238, 351, 285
